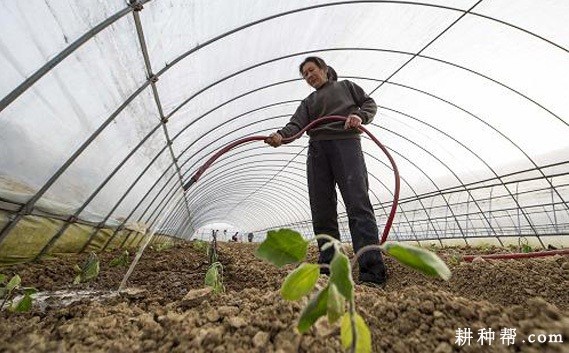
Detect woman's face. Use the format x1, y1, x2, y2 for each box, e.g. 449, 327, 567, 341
301, 62, 328, 89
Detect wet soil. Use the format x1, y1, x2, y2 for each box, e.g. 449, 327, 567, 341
0, 242, 568, 352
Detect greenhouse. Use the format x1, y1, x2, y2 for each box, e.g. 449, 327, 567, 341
1, 1, 568, 352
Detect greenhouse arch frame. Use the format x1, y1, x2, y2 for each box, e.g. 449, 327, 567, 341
1, 0, 568, 261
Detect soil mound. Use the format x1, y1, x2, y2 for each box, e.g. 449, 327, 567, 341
1, 242, 567, 352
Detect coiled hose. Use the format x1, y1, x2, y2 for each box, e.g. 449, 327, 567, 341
184, 115, 568, 261
184, 115, 400, 244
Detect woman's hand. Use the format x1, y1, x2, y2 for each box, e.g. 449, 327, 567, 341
344, 114, 362, 130
265, 132, 283, 147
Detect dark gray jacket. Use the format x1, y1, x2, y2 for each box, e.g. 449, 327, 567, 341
277, 80, 377, 141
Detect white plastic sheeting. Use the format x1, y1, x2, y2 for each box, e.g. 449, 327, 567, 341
1, 0, 568, 243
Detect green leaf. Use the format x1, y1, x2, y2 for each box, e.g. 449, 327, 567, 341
22, 287, 37, 295
205, 263, 224, 294
281, 263, 320, 301
109, 250, 130, 267
73, 252, 100, 284
329, 252, 353, 300
7, 275, 21, 292
0, 274, 6, 283
521, 244, 532, 253
320, 240, 337, 252
340, 313, 372, 353
298, 286, 329, 333
208, 245, 218, 263
213, 282, 224, 294
204, 264, 218, 286
81, 253, 100, 282
382, 242, 451, 280
327, 283, 345, 324
256, 229, 308, 268
156, 242, 175, 252
12, 294, 33, 312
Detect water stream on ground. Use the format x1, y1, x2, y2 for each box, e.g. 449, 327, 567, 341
118, 201, 178, 291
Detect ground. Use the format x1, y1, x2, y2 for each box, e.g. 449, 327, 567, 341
0, 241, 568, 353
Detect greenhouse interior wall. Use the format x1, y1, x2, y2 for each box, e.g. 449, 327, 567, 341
1, 0, 569, 263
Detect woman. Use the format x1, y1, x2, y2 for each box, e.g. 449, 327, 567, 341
264, 56, 387, 286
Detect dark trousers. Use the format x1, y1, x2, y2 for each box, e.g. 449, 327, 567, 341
307, 139, 386, 282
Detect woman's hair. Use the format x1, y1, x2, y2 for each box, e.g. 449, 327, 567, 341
299, 56, 338, 82
326, 66, 338, 81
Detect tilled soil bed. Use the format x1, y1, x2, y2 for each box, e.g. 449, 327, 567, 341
0, 242, 568, 353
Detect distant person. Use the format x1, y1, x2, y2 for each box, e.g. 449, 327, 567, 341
231, 232, 238, 242
247, 232, 254, 243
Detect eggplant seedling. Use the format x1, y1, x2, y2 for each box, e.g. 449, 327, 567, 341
518, 237, 532, 253
191, 240, 209, 254
204, 262, 225, 294
203, 236, 224, 293
256, 229, 451, 353
73, 252, 100, 284
154, 242, 175, 252
0, 274, 37, 313
447, 253, 462, 266
109, 250, 130, 268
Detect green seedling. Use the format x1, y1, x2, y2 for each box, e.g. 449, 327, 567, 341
73, 252, 100, 284
521, 244, 532, 253
447, 253, 462, 266
207, 240, 219, 264
191, 240, 209, 254
0, 274, 37, 313
204, 262, 225, 294
109, 250, 130, 267
427, 243, 438, 252
256, 229, 451, 353
477, 242, 492, 252
203, 235, 224, 293
154, 242, 175, 252
518, 237, 532, 253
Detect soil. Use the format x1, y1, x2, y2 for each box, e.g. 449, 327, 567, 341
0, 241, 568, 353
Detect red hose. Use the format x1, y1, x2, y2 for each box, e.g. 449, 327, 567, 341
187, 116, 569, 261
461, 249, 569, 262
185, 115, 400, 244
